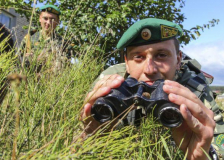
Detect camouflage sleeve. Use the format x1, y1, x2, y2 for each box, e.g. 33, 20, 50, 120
203, 87, 223, 124
203, 87, 224, 159
179, 64, 224, 159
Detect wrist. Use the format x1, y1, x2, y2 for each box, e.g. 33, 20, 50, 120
185, 145, 213, 160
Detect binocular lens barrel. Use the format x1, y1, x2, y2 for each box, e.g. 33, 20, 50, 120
158, 103, 183, 128
92, 101, 114, 123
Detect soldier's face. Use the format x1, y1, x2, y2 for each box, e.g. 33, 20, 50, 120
125, 39, 181, 85
39, 12, 59, 33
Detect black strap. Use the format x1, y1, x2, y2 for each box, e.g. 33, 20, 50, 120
209, 145, 219, 160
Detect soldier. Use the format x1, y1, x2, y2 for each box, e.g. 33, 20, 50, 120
81, 18, 224, 159
17, 4, 74, 73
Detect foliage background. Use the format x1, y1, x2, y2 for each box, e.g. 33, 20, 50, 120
0, 0, 219, 66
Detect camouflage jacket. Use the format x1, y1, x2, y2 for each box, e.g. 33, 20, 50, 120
17, 30, 74, 73
94, 62, 224, 159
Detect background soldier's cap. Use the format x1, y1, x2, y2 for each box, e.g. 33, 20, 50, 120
116, 18, 183, 49
38, 4, 61, 15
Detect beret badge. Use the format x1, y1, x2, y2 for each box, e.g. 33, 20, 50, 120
161, 25, 178, 39
141, 28, 151, 40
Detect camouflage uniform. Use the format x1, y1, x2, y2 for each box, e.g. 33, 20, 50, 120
94, 62, 224, 159
17, 30, 74, 73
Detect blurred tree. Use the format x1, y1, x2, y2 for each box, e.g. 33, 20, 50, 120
0, 0, 219, 66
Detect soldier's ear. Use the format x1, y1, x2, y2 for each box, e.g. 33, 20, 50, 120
124, 54, 130, 74
176, 50, 182, 70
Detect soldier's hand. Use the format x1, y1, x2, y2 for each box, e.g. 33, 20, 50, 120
80, 74, 124, 138
163, 80, 215, 160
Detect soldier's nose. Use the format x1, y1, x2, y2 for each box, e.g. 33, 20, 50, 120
144, 59, 157, 75
46, 19, 51, 24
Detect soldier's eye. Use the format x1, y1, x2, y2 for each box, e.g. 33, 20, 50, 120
156, 53, 167, 59
133, 55, 144, 61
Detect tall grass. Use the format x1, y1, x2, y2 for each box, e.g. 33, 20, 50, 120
0, 24, 185, 160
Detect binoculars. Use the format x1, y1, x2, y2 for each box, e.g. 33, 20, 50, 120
91, 77, 183, 128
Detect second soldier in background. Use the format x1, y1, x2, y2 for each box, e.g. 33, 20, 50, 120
17, 4, 74, 74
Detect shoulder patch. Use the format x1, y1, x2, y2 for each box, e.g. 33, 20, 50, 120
161, 25, 178, 39
215, 134, 224, 151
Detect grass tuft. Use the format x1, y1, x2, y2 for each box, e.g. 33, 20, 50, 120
0, 20, 187, 160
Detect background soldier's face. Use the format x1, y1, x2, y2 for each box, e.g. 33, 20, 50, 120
125, 39, 181, 85
39, 12, 59, 34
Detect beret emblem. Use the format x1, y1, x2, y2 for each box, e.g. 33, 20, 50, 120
141, 28, 151, 40
161, 25, 178, 39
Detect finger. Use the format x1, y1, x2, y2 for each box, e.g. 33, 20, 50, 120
163, 80, 211, 115
163, 83, 204, 108
85, 86, 111, 105
164, 80, 191, 93
81, 103, 95, 124
83, 103, 92, 119
169, 93, 214, 126
164, 80, 199, 103
81, 103, 101, 134
180, 104, 203, 134
180, 104, 214, 137
86, 74, 124, 104
94, 74, 124, 90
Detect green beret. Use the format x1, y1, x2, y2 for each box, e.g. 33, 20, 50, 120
39, 4, 61, 15
117, 18, 183, 49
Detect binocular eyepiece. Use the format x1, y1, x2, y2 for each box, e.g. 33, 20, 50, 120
91, 77, 183, 128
